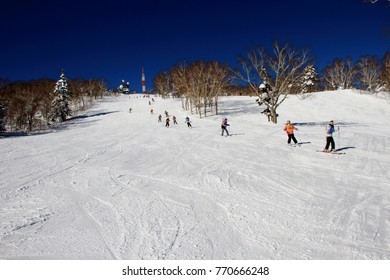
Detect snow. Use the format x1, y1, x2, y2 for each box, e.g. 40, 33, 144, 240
0, 90, 390, 260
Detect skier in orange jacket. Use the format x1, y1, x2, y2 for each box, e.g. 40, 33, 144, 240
283, 120, 298, 146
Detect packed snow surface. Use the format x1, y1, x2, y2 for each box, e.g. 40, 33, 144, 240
1, 90, 390, 260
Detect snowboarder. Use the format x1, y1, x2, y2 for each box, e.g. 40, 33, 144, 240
185, 116, 192, 128
173, 115, 178, 125
158, 114, 162, 122
284, 120, 298, 146
165, 117, 170, 127
323, 120, 338, 152
221, 118, 229, 136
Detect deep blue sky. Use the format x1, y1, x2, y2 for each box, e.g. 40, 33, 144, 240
1, 0, 389, 91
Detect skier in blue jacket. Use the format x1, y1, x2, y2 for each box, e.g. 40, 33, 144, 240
323, 120, 338, 152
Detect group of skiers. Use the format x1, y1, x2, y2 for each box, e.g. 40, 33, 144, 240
284, 119, 339, 152
131, 97, 338, 152
156, 113, 192, 128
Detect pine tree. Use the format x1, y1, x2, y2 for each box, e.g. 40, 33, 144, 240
301, 64, 320, 93
51, 70, 72, 122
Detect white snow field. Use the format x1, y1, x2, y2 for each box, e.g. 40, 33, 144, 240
0, 90, 390, 260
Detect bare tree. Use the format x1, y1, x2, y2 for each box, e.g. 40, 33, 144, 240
322, 57, 357, 90
159, 60, 231, 117
380, 52, 390, 90
356, 56, 382, 92
234, 42, 310, 123
153, 71, 173, 98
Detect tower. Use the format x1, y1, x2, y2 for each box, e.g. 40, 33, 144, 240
142, 67, 146, 94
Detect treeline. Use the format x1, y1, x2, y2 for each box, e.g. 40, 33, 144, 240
322, 54, 390, 92
155, 53, 390, 97
153, 47, 390, 123
0, 77, 110, 133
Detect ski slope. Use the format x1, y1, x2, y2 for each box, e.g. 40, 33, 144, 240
1, 90, 390, 260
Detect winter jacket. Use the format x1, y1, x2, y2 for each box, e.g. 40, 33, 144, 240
284, 124, 297, 135
221, 119, 229, 128
325, 124, 335, 137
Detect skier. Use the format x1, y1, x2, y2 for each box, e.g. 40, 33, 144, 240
323, 120, 338, 152
284, 120, 298, 146
128, 107, 132, 113
173, 115, 178, 125
221, 118, 229, 136
158, 114, 162, 122
150, 109, 154, 114
165, 117, 170, 127
165, 110, 169, 117
185, 116, 192, 128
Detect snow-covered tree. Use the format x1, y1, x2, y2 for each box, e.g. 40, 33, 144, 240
300, 64, 320, 93
51, 70, 72, 122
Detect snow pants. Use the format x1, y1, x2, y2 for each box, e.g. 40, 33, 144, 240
221, 126, 229, 136
287, 134, 297, 144
325, 136, 335, 151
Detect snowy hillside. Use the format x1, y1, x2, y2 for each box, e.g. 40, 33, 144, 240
0, 90, 389, 260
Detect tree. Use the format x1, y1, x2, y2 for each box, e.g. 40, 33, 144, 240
234, 42, 310, 123
380, 52, 390, 90
154, 71, 173, 98
300, 64, 320, 93
51, 70, 72, 122
322, 57, 357, 90
0, 79, 8, 132
157, 60, 231, 117
356, 56, 382, 92
0, 100, 5, 132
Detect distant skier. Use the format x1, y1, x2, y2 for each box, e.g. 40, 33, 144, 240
165, 110, 169, 117
173, 115, 178, 125
323, 120, 338, 152
185, 116, 192, 128
284, 120, 298, 146
150, 109, 154, 114
165, 117, 170, 127
129, 107, 132, 113
158, 114, 162, 122
221, 118, 229, 136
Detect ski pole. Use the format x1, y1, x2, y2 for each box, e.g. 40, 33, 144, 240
337, 126, 340, 150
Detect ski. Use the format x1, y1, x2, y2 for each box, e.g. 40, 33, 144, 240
316, 150, 345, 155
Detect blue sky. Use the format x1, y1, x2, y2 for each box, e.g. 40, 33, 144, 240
1, 0, 389, 91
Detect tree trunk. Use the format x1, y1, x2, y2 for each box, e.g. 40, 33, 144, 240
270, 107, 278, 124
